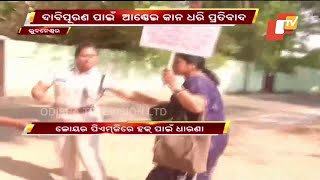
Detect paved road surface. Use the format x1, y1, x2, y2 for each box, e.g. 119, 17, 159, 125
0, 93, 319, 180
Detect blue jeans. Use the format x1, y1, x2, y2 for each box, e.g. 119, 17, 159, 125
196, 134, 229, 180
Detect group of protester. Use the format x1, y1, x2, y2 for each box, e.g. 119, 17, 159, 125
0, 41, 228, 180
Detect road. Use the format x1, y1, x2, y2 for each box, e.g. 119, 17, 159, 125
0, 93, 319, 180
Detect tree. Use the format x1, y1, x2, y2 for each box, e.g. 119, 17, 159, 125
0, 1, 142, 50
209, 1, 311, 92
1, 1, 319, 74
298, 1, 320, 35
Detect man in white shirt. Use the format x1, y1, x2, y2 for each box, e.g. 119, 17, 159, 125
31, 41, 162, 180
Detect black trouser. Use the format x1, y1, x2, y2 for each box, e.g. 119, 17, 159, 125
146, 166, 195, 180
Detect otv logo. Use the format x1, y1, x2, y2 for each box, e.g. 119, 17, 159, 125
266, 13, 298, 41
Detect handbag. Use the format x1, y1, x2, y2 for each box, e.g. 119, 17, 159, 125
150, 95, 212, 174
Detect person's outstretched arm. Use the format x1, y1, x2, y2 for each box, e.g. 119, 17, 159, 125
106, 88, 165, 106
163, 70, 206, 114
31, 82, 54, 105
31, 72, 55, 105
0, 117, 32, 130
102, 76, 166, 106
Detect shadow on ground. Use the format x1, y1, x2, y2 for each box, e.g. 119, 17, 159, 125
0, 157, 56, 180
246, 93, 320, 108
235, 118, 320, 132
0, 127, 25, 143
0, 106, 55, 143
225, 105, 262, 117
0, 107, 52, 120
0, 157, 119, 180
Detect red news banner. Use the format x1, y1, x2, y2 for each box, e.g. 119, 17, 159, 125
18, 27, 71, 35
23, 121, 230, 135
24, 9, 258, 26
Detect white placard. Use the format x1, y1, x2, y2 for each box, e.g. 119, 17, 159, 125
140, 26, 222, 57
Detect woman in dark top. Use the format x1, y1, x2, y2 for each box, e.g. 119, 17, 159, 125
146, 53, 229, 180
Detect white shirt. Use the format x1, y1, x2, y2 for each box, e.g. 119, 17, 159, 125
41, 67, 118, 121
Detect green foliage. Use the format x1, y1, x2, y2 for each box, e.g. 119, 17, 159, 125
146, 50, 171, 69
207, 53, 230, 69
0, 1, 319, 71
298, 1, 320, 35
300, 48, 320, 69
0, 2, 17, 21
214, 1, 319, 73
215, 27, 241, 56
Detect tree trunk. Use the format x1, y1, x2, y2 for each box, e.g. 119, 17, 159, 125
242, 0, 251, 92
190, 1, 203, 8
263, 72, 275, 93
243, 63, 250, 92
0, 39, 4, 96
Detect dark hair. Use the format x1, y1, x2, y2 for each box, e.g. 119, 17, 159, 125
175, 53, 220, 86
74, 41, 99, 58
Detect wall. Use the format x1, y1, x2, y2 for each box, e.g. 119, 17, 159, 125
215, 60, 264, 93
5, 40, 74, 96
274, 67, 320, 93
3, 39, 320, 96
